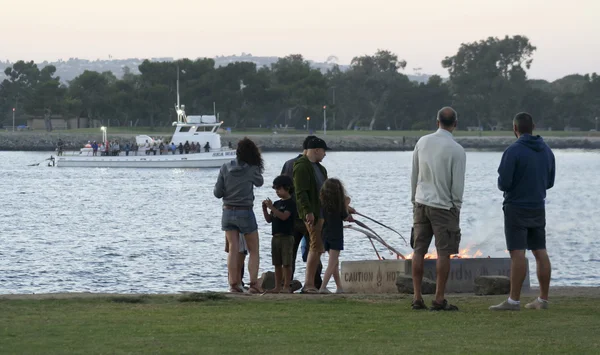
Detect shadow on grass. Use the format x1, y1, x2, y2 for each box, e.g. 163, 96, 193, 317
178, 292, 228, 303
109, 296, 148, 304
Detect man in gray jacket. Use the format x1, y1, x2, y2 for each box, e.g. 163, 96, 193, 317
410, 107, 466, 311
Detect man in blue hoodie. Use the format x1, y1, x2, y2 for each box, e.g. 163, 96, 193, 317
490, 112, 555, 311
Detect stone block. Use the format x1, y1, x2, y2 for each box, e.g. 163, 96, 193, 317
340, 258, 529, 294
396, 275, 436, 294
474, 275, 510, 295
258, 271, 275, 290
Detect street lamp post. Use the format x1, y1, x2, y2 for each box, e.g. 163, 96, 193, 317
323, 105, 327, 135
306, 117, 310, 132
12, 107, 15, 132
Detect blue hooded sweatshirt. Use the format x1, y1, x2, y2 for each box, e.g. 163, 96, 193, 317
497, 134, 555, 209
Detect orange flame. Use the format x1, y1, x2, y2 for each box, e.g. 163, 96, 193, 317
405, 246, 486, 259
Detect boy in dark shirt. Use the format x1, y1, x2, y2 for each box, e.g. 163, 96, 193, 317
262, 175, 296, 293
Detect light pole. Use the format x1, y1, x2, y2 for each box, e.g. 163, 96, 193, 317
306, 117, 310, 132
12, 107, 15, 132
323, 105, 327, 135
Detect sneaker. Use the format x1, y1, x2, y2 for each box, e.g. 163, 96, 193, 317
489, 300, 520, 311
411, 299, 428, 310
525, 298, 549, 310
430, 299, 459, 311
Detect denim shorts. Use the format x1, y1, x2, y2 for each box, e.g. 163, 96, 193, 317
221, 208, 258, 235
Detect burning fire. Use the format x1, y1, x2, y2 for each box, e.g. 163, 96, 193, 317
405, 246, 486, 260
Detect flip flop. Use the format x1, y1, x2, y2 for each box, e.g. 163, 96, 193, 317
300, 287, 319, 294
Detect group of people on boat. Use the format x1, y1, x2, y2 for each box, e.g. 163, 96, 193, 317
70, 138, 214, 156
214, 107, 556, 313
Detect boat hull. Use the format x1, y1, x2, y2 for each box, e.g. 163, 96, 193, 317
56, 151, 235, 168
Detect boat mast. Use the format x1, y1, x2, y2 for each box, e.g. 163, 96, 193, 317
174, 64, 187, 124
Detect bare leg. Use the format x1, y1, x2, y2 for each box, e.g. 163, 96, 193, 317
320, 250, 340, 291
509, 250, 527, 301
225, 231, 240, 287
531, 249, 551, 300
435, 255, 451, 303
332, 260, 342, 290
283, 265, 292, 291
243, 231, 260, 285
412, 253, 425, 301
271, 265, 282, 293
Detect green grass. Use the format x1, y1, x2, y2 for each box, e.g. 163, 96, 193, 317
1, 295, 599, 354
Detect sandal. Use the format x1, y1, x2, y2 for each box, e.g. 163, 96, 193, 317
300, 287, 319, 294
411, 299, 428, 310
430, 299, 459, 311
248, 282, 263, 294
229, 285, 245, 293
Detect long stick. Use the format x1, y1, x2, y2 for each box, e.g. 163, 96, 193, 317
355, 212, 408, 245
346, 223, 406, 259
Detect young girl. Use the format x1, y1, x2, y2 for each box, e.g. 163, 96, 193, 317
319, 178, 351, 294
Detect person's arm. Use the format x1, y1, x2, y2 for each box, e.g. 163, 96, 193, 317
451, 149, 467, 209
269, 207, 291, 221
294, 162, 313, 223
497, 148, 517, 192
547, 150, 556, 190
252, 166, 264, 187
262, 200, 272, 223
213, 166, 225, 199
410, 144, 419, 205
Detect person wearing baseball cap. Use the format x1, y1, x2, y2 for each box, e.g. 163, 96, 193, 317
293, 136, 329, 293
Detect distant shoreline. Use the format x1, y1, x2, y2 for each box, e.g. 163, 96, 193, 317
1, 131, 599, 152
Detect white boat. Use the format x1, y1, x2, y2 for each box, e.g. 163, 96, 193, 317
55, 76, 236, 168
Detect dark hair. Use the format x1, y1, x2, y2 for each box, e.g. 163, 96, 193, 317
513, 112, 534, 134
437, 107, 457, 127
319, 178, 348, 214
236, 137, 264, 172
302, 135, 317, 150
272, 175, 294, 194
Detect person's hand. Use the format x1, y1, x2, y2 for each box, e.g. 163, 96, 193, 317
305, 213, 315, 225
345, 214, 355, 222
265, 198, 273, 209
262, 200, 268, 210
348, 205, 356, 214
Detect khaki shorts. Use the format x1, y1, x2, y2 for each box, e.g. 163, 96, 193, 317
272, 234, 294, 266
305, 218, 324, 253
412, 203, 461, 257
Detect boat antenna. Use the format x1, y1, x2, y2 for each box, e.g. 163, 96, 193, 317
176, 64, 180, 109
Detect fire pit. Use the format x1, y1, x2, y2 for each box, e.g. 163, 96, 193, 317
340, 257, 530, 294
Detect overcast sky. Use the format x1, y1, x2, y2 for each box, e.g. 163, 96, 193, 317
2, 0, 598, 81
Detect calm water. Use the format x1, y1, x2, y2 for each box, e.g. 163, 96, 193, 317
1, 150, 599, 294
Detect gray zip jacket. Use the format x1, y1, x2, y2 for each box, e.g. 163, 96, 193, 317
214, 159, 264, 207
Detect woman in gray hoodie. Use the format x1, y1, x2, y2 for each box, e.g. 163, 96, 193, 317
214, 138, 264, 293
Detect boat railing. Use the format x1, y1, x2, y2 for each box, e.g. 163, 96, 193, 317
59, 147, 234, 157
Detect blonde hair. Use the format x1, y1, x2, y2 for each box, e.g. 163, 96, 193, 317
320, 178, 348, 214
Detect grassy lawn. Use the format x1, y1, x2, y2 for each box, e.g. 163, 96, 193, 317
1, 294, 598, 354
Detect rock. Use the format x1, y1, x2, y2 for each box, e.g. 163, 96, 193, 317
259, 271, 275, 290
474, 275, 510, 295
396, 275, 436, 294
290, 280, 302, 293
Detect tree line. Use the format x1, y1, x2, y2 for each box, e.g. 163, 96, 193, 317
1, 35, 599, 131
